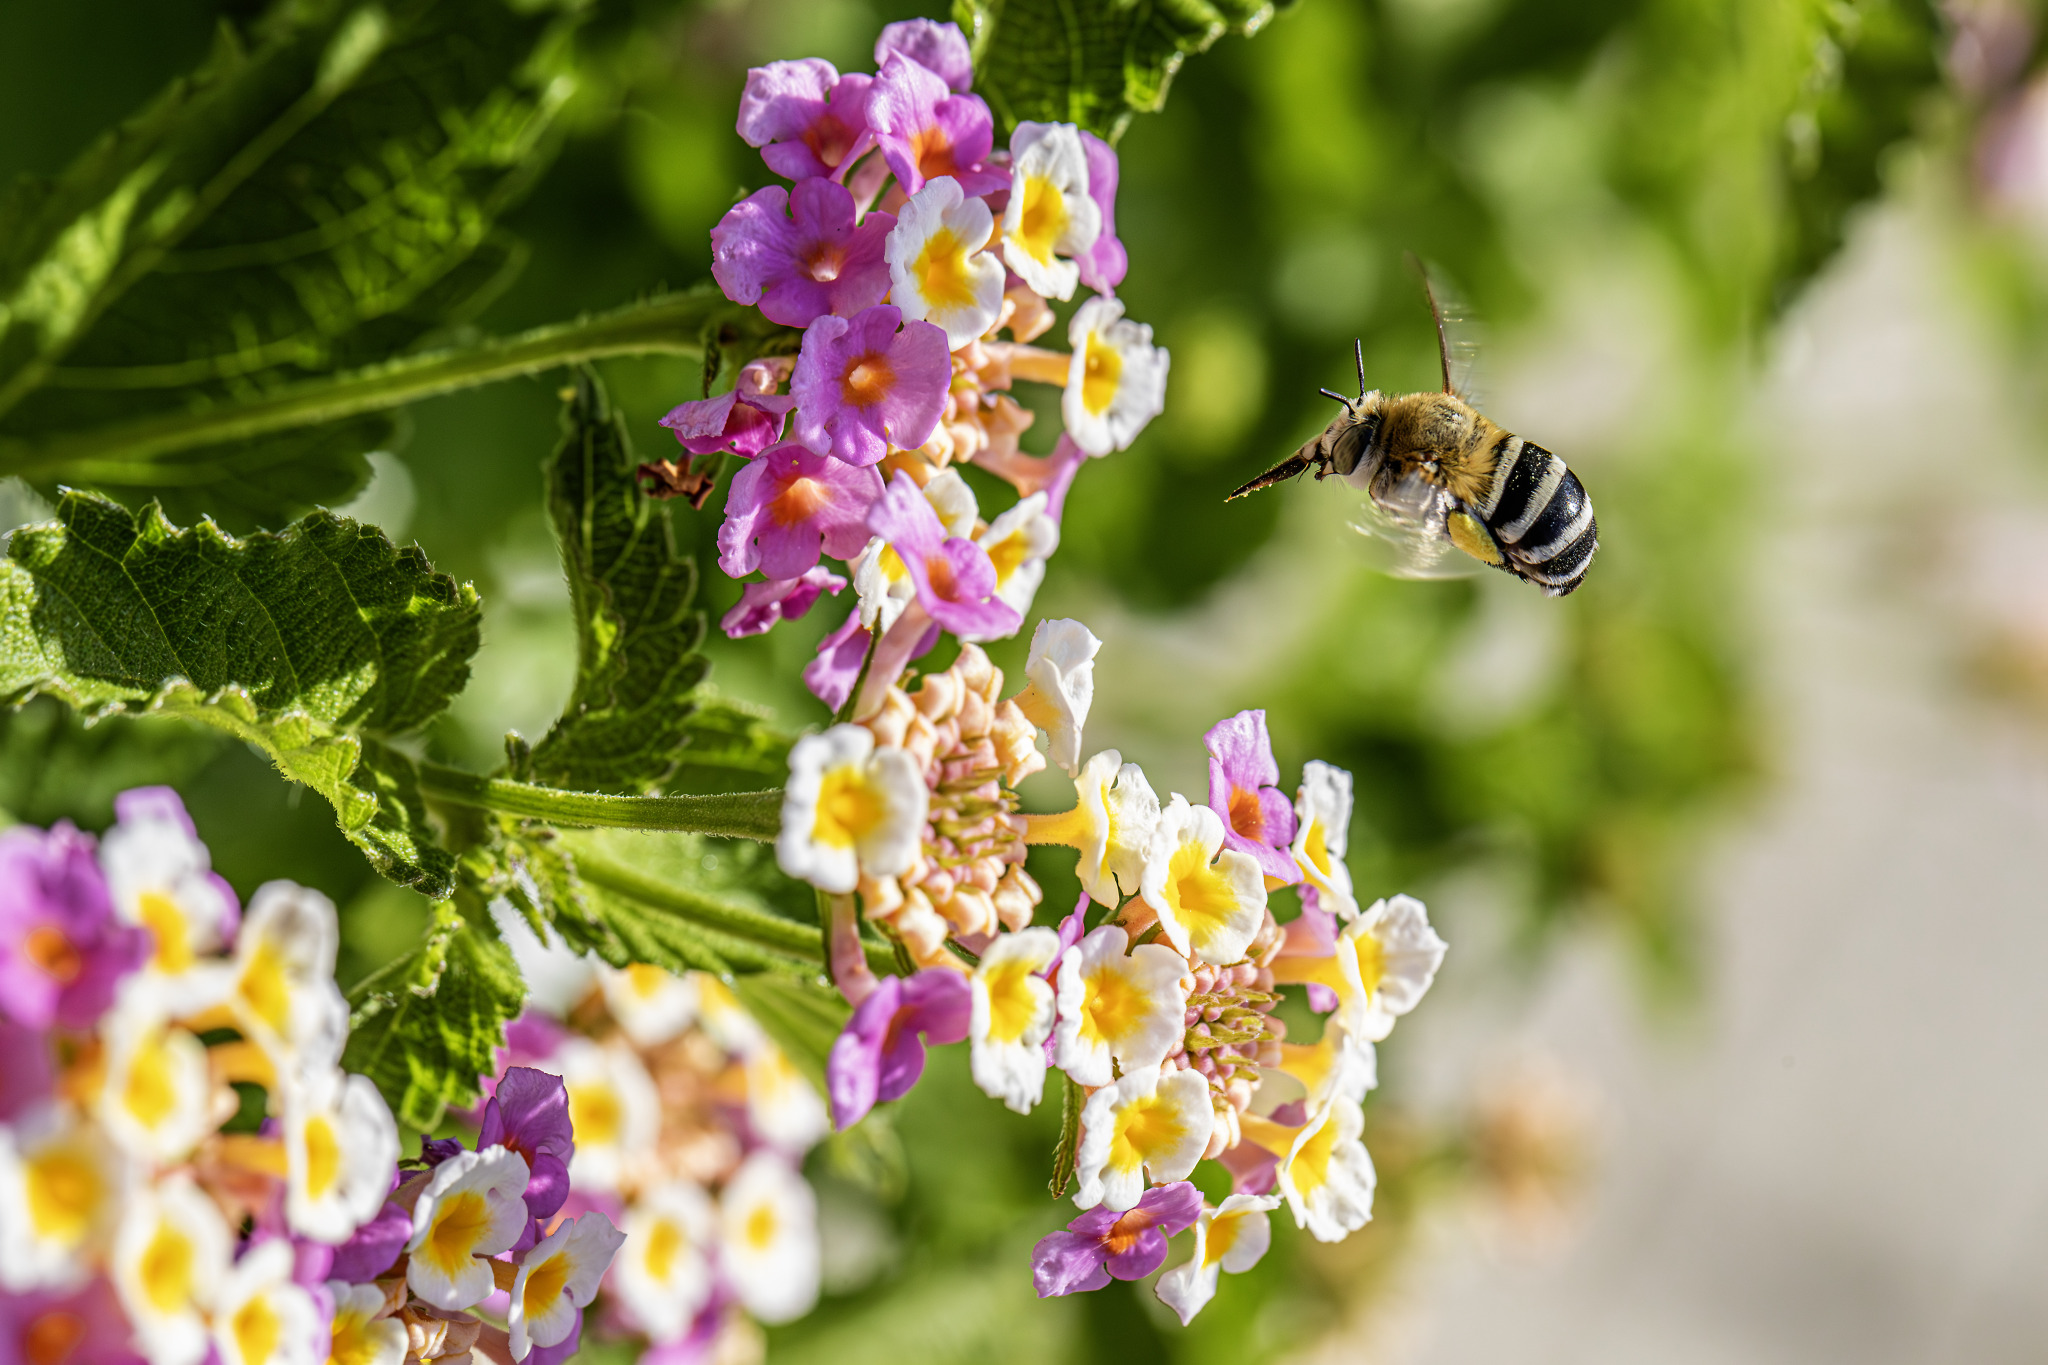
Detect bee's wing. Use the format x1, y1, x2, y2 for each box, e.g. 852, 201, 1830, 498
1347, 469, 1486, 581
1408, 255, 1488, 409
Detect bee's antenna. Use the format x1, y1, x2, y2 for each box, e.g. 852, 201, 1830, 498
1318, 388, 1351, 407
1354, 339, 1367, 403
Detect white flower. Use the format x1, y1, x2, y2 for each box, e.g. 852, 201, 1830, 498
533, 1037, 662, 1195
1011, 618, 1098, 776
1064, 295, 1169, 456
281, 1066, 399, 1244
968, 927, 1060, 1113
1154, 1193, 1282, 1325
886, 175, 1006, 347
1336, 895, 1447, 1042
405, 1146, 532, 1310
1073, 1065, 1214, 1212
598, 963, 698, 1048
110, 1174, 233, 1365
98, 789, 236, 1012
1276, 1017, 1378, 1111
0, 1103, 126, 1291
777, 725, 929, 895
225, 881, 349, 1077
1291, 760, 1357, 917
922, 466, 981, 537
692, 972, 768, 1058
95, 989, 215, 1163
745, 1045, 831, 1153
1277, 1099, 1376, 1242
719, 1152, 820, 1324
212, 1239, 324, 1365
1031, 749, 1160, 907
1139, 796, 1269, 966
612, 1181, 717, 1341
975, 493, 1061, 628
1054, 926, 1189, 1088
1000, 122, 1102, 300
509, 1211, 626, 1361
852, 536, 913, 634
323, 1282, 407, 1365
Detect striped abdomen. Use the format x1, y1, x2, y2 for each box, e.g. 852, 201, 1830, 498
1471, 434, 1598, 597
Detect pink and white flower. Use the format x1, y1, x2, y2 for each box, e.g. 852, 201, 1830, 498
791, 305, 953, 465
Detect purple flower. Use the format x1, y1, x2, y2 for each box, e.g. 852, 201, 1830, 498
712, 180, 897, 328
790, 304, 950, 464
803, 610, 872, 712
0, 823, 147, 1030
867, 471, 1022, 640
1075, 131, 1127, 294
875, 19, 974, 92
1031, 1181, 1204, 1297
479, 1066, 574, 1222
0, 1277, 146, 1365
1204, 710, 1301, 884
826, 969, 972, 1129
717, 442, 882, 579
737, 59, 874, 181
723, 567, 847, 639
0, 1015, 52, 1122
866, 53, 1006, 197
658, 388, 794, 460
328, 1199, 411, 1282
791, 305, 952, 466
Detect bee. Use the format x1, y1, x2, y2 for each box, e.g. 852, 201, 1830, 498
1227, 271, 1598, 597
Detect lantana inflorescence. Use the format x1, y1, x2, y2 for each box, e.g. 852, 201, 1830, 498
0, 789, 627, 1365
656, 18, 1168, 712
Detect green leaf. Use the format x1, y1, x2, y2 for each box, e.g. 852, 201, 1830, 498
523, 369, 724, 794
661, 689, 794, 793
0, 0, 580, 527
957, 0, 1280, 140
343, 888, 526, 1130
0, 490, 479, 894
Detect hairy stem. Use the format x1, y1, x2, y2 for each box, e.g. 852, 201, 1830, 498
417, 762, 784, 840
0, 288, 789, 480
576, 851, 895, 977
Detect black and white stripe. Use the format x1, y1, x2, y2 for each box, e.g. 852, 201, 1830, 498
1477, 436, 1598, 597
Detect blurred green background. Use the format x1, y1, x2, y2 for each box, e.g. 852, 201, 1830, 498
1, 0, 1999, 1359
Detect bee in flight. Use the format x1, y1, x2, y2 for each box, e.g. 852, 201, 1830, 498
1227, 270, 1598, 597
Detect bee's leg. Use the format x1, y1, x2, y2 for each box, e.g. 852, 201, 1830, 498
1227, 453, 1315, 501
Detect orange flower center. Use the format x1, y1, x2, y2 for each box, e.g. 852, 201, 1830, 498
22, 1311, 85, 1365
769, 476, 830, 527
24, 926, 81, 984
803, 118, 853, 169
1228, 785, 1264, 841
805, 244, 845, 283
1101, 1206, 1159, 1258
926, 551, 957, 599
841, 355, 893, 407
910, 125, 960, 181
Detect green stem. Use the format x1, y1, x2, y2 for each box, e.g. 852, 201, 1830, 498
576, 851, 895, 977
0, 288, 788, 480
417, 762, 783, 839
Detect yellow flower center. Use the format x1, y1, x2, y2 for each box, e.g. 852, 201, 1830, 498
623, 964, 669, 999
744, 1202, 777, 1251
812, 765, 886, 851
1302, 818, 1334, 879
981, 957, 1040, 1044
25, 1148, 99, 1243
568, 1082, 622, 1148
140, 1222, 195, 1312
912, 227, 978, 312
984, 528, 1031, 585
1164, 841, 1242, 952
1109, 1092, 1187, 1175
421, 1190, 492, 1276
328, 1311, 386, 1365
237, 935, 293, 1037
644, 1217, 685, 1283
304, 1113, 341, 1200
1015, 175, 1068, 264
1204, 1208, 1247, 1267
1349, 930, 1385, 1002
1079, 962, 1153, 1048
138, 891, 194, 975
122, 1028, 181, 1131
1289, 1112, 1343, 1196
232, 1292, 281, 1365
1081, 333, 1122, 416
521, 1251, 574, 1319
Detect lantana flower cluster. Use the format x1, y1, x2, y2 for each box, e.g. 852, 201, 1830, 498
489, 935, 831, 1362
0, 788, 625, 1365
773, 620, 1451, 1324
659, 18, 1169, 714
